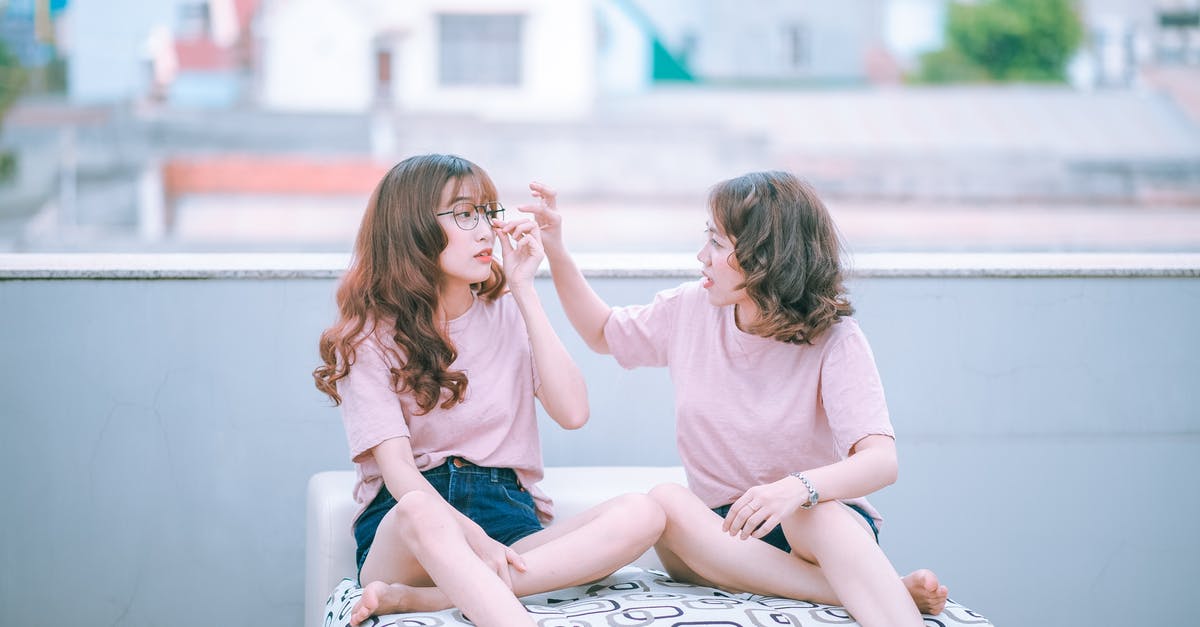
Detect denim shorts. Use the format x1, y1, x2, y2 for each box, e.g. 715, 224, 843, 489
353, 456, 544, 576
710, 502, 879, 553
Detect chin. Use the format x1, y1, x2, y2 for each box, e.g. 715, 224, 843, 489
445, 267, 492, 287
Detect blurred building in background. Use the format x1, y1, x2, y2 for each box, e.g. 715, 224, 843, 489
1, 0, 1199, 253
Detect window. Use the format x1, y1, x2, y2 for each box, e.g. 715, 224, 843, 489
438, 14, 523, 87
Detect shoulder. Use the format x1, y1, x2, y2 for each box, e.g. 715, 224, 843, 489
353, 318, 404, 366
647, 280, 707, 310
673, 280, 708, 304
466, 292, 531, 339
816, 317, 875, 358
821, 317, 864, 343
487, 291, 524, 324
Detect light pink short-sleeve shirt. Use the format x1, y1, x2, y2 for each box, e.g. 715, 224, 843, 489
338, 293, 551, 523
604, 281, 894, 526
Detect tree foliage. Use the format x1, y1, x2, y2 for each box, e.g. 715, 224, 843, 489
1, 39, 29, 128
917, 0, 1084, 83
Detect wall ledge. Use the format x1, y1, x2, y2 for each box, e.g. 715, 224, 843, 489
1, 252, 1198, 279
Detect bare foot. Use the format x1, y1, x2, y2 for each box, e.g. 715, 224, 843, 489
350, 581, 390, 626
351, 581, 454, 625
902, 569, 948, 616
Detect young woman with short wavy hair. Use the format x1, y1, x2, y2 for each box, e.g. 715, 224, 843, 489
525, 170, 949, 627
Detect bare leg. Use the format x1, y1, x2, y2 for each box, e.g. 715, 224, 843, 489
353, 491, 533, 627
648, 483, 838, 601
506, 492, 665, 591
355, 493, 666, 617
649, 483, 948, 621
780, 499, 924, 627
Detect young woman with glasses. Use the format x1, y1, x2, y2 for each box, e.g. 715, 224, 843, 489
520, 171, 949, 627
314, 154, 664, 627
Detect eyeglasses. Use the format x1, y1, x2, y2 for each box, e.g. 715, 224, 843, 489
436, 201, 505, 231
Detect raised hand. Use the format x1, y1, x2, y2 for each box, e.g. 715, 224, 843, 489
494, 218, 544, 289
517, 181, 565, 257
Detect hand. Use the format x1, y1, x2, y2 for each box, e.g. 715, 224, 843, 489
516, 182, 565, 257
722, 477, 808, 540
462, 521, 527, 588
494, 218, 544, 288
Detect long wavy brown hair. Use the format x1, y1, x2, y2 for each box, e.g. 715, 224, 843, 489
314, 154, 505, 412
710, 171, 853, 345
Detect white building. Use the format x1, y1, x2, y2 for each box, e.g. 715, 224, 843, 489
257, 0, 609, 120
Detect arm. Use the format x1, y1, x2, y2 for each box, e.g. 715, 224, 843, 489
723, 434, 898, 539
494, 217, 590, 430
517, 182, 613, 355
793, 434, 898, 501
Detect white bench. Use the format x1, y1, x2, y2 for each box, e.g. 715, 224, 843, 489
305, 466, 993, 627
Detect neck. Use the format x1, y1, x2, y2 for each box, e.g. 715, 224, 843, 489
734, 300, 760, 331
437, 283, 474, 323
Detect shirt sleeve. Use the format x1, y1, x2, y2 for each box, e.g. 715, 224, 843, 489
603, 283, 688, 369
819, 324, 895, 457
339, 334, 411, 463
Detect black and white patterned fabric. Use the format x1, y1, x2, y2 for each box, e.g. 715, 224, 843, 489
324, 567, 993, 626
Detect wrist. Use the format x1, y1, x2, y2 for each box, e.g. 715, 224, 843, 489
507, 281, 538, 299
543, 245, 570, 265
789, 472, 820, 509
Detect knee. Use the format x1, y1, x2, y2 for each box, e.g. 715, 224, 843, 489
612, 492, 666, 538
389, 490, 450, 544
647, 482, 691, 512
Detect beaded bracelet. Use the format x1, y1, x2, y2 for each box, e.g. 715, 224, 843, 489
789, 472, 820, 509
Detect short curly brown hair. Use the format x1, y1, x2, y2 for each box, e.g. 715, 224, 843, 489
710, 171, 853, 344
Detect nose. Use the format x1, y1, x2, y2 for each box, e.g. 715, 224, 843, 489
471, 212, 492, 240
697, 244, 709, 266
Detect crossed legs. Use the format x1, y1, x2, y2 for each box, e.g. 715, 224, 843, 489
648, 482, 948, 627
352, 491, 665, 626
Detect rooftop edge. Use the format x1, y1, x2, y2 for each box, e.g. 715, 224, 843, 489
1, 252, 1198, 279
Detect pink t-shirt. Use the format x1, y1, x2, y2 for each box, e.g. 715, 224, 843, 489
604, 281, 894, 527
338, 292, 552, 523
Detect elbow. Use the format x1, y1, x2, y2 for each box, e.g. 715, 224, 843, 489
562, 391, 591, 429
559, 406, 590, 430
883, 462, 899, 487
585, 334, 610, 355
880, 453, 899, 487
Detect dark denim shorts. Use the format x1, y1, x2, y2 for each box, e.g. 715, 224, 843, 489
353, 456, 544, 576
710, 502, 879, 553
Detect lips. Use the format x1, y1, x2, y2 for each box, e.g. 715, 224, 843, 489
700, 272, 714, 289
474, 249, 493, 264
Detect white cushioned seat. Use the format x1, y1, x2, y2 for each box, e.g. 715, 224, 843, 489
305, 466, 993, 627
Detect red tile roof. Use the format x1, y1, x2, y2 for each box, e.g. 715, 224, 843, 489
173, 0, 261, 71
164, 156, 390, 196
175, 37, 238, 71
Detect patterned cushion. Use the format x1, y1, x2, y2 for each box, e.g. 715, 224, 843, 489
324, 567, 993, 626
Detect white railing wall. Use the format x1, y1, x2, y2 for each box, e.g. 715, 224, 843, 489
1, 253, 1197, 627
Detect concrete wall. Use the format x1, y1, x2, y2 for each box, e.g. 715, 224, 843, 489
1, 255, 1198, 627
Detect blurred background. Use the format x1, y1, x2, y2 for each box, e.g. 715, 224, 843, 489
1, 0, 1199, 255
2, 5, 1198, 627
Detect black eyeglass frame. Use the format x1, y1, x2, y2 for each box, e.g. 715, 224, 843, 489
435, 202, 506, 231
